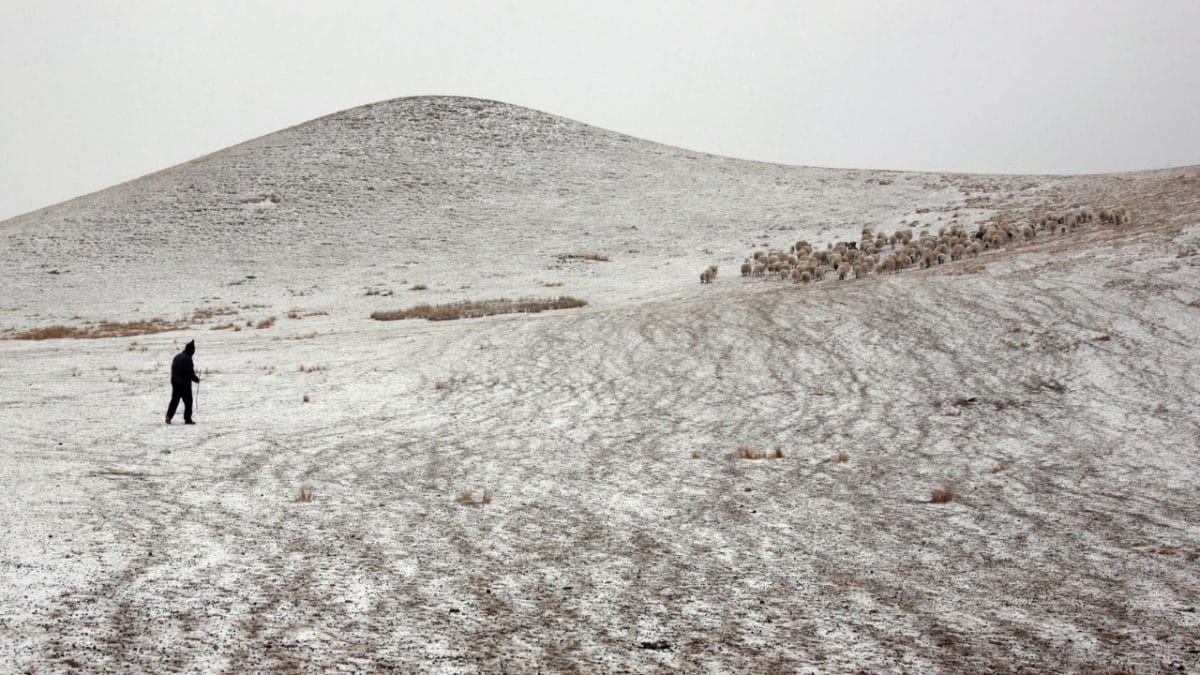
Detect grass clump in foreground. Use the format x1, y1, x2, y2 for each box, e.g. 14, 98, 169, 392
930, 487, 955, 504
7, 318, 183, 340
371, 296, 586, 322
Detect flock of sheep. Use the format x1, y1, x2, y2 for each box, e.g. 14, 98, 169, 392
701, 206, 1129, 285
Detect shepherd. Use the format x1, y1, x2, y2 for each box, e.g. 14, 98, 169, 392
166, 340, 201, 425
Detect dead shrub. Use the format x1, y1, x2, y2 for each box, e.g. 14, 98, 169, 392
458, 490, 491, 506
991, 462, 1008, 473
7, 318, 183, 340
296, 485, 315, 502
559, 253, 611, 262
191, 306, 238, 323
929, 487, 955, 504
434, 381, 449, 390
737, 446, 768, 460
365, 287, 394, 297
255, 316, 277, 329
298, 364, 325, 373
835, 452, 850, 463
691, 450, 701, 460
371, 296, 586, 322
773, 445, 785, 459
410, 284, 428, 291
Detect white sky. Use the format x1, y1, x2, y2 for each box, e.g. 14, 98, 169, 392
2, 0, 1199, 222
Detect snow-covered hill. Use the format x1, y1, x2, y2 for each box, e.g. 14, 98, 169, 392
2, 97, 1199, 671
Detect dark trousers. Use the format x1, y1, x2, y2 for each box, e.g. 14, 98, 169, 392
167, 383, 193, 422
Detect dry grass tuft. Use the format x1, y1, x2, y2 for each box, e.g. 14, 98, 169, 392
929, 487, 955, 504
773, 445, 785, 459
410, 284, 428, 291
302, 393, 310, 403
7, 318, 183, 340
191, 306, 238, 323
691, 450, 701, 460
561, 252, 611, 262
737, 446, 769, 460
371, 296, 586, 322
365, 287, 394, 297
296, 485, 315, 502
255, 316, 277, 329
991, 462, 1008, 473
835, 451, 850, 463
298, 364, 325, 373
434, 381, 449, 390
458, 490, 492, 506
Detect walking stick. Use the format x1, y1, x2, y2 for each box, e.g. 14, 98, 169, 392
195, 380, 200, 414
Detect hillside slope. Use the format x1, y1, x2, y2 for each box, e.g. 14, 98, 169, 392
1, 97, 1199, 671
0, 95, 1183, 321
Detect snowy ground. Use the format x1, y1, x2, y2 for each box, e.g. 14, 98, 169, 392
2, 97, 1200, 672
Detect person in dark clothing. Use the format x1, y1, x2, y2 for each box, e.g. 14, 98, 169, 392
166, 340, 201, 425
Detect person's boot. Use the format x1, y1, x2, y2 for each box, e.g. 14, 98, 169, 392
165, 415, 172, 425
184, 419, 195, 425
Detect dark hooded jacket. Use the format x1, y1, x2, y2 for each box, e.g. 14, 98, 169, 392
171, 341, 200, 386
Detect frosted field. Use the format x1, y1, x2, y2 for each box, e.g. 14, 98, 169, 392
2, 98, 1200, 672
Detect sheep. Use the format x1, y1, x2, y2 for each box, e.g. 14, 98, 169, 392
741, 262, 752, 276
753, 263, 766, 277
836, 263, 850, 280
699, 265, 719, 284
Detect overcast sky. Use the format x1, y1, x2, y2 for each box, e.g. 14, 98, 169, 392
2, 0, 1198, 221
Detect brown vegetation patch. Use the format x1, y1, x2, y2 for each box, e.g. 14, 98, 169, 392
371, 296, 586, 322
930, 487, 955, 504
296, 485, 315, 502
737, 446, 783, 461
458, 491, 492, 506
191, 306, 238, 322
7, 318, 184, 340
559, 252, 611, 262
835, 452, 850, 463
255, 316, 277, 329
365, 287, 394, 296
